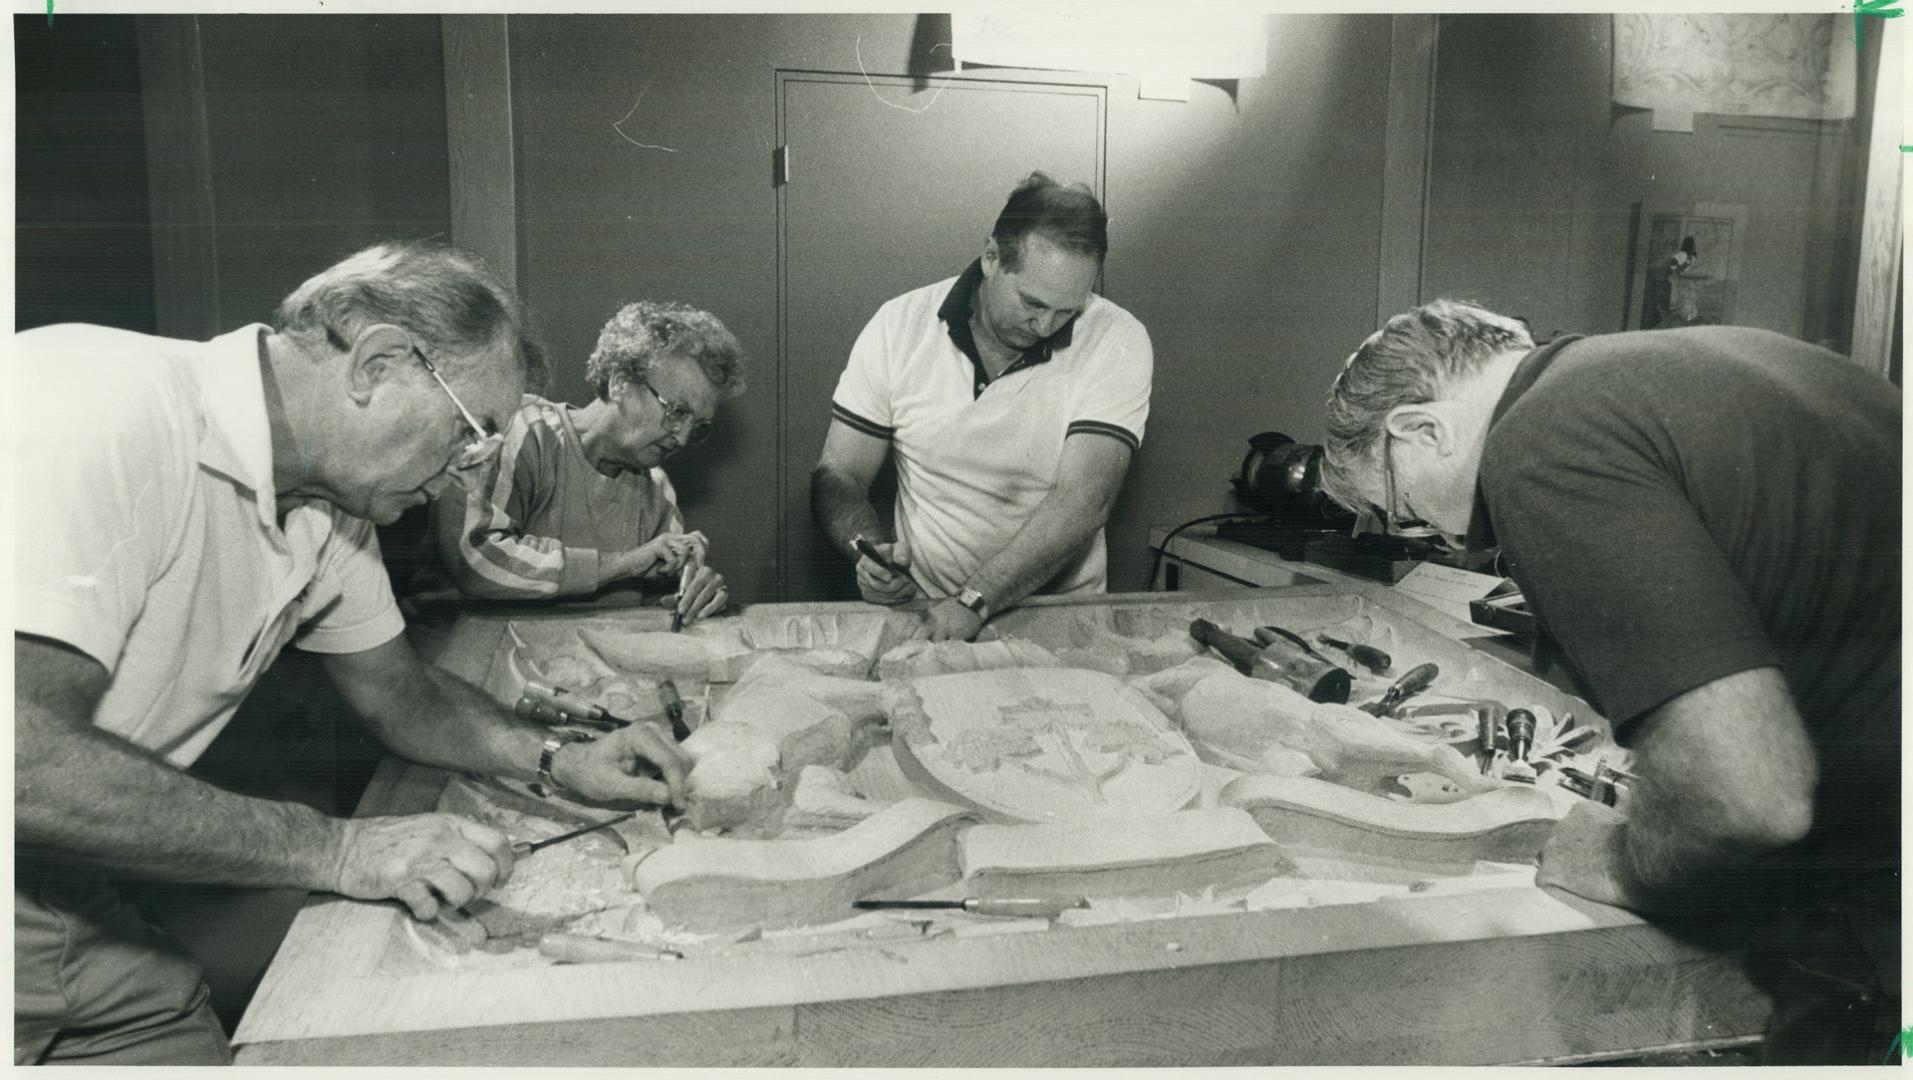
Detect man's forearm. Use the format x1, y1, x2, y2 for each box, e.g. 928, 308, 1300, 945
964, 493, 1107, 611
16, 717, 344, 891
1611, 669, 1816, 915
1614, 779, 1789, 914
811, 465, 885, 558
355, 665, 549, 783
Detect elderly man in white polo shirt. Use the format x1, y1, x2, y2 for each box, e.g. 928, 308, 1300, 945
13, 242, 692, 1065
811, 173, 1154, 640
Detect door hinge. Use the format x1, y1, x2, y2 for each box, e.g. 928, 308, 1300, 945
772, 145, 789, 187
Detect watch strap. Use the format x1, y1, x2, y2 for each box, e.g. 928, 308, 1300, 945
956, 587, 990, 621
537, 730, 593, 792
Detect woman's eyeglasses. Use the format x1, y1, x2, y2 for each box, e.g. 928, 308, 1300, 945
636, 377, 717, 446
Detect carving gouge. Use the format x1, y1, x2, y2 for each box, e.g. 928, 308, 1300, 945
539, 932, 682, 963
853, 897, 1088, 919
512, 812, 636, 856
1504, 708, 1537, 763
853, 535, 907, 577
522, 680, 691, 743
1191, 619, 1352, 703
656, 679, 690, 740
1499, 708, 1538, 784
1316, 634, 1393, 675
1359, 662, 1439, 715
670, 563, 691, 632
517, 681, 630, 732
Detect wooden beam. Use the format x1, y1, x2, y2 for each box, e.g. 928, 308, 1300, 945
442, 14, 518, 291
134, 15, 221, 340
1376, 14, 1439, 326
1850, 21, 1903, 378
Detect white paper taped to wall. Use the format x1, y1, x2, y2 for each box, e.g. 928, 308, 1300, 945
951, 9, 1268, 82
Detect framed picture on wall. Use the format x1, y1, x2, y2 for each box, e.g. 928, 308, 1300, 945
1625, 202, 1749, 330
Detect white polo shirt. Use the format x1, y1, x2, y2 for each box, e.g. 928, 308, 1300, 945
14, 323, 406, 767
830, 263, 1153, 597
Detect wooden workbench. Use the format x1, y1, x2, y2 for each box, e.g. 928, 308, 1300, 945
232, 586, 1770, 1066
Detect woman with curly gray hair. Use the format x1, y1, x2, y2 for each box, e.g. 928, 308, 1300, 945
431, 300, 747, 621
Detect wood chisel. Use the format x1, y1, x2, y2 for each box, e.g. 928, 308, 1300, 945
521, 679, 690, 743
656, 679, 690, 740
1252, 624, 1333, 660
1359, 661, 1439, 715
539, 932, 681, 963
1500, 707, 1537, 784
1315, 634, 1393, 674
512, 812, 636, 856
853, 896, 1088, 919
670, 562, 692, 632
1190, 618, 1352, 703
853, 535, 907, 577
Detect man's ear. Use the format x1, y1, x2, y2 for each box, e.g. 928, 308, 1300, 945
1385, 400, 1475, 459
980, 237, 1000, 278
344, 324, 416, 405
1383, 402, 1448, 453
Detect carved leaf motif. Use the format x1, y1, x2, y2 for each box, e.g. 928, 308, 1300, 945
942, 726, 1044, 773
1081, 718, 1173, 765
999, 695, 1094, 733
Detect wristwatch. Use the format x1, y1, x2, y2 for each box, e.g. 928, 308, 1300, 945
536, 729, 594, 794
955, 586, 991, 622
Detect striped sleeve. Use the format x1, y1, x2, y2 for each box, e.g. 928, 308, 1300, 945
1067, 313, 1153, 450
432, 403, 602, 598
1064, 419, 1140, 451
828, 306, 897, 438
830, 402, 894, 440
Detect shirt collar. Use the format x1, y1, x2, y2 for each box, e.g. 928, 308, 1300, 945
196, 324, 282, 528
937, 259, 1080, 397
1465, 334, 1584, 551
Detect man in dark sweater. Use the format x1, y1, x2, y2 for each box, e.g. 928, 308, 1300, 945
1318, 299, 1901, 1065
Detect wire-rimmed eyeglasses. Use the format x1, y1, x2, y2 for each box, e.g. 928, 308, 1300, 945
1378, 432, 1443, 541
414, 347, 505, 471
635, 376, 717, 447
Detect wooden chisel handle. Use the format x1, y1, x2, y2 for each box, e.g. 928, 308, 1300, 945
539, 933, 682, 963
1362, 662, 1439, 715
853, 535, 907, 577
1189, 619, 1263, 672
1318, 635, 1392, 674
657, 679, 690, 740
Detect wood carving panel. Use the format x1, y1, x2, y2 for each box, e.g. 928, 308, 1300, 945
890, 667, 1202, 824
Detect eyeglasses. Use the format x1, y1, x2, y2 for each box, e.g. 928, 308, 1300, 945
635, 377, 717, 447
1378, 432, 1442, 540
414, 347, 505, 471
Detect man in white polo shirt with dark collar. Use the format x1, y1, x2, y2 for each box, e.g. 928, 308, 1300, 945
811, 173, 1153, 640
13, 242, 691, 1064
